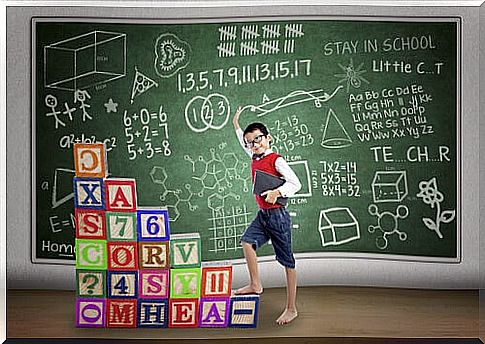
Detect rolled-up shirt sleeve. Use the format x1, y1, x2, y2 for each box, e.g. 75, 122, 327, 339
236, 128, 252, 157
275, 157, 301, 197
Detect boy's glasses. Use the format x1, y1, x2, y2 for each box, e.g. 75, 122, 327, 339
244, 134, 266, 148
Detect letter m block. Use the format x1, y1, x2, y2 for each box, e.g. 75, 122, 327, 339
170, 233, 201, 268
201, 265, 232, 298
105, 178, 137, 212
107, 299, 137, 328
73, 143, 107, 178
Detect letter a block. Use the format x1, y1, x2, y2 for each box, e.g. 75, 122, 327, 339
169, 298, 199, 328
137, 208, 170, 241
75, 209, 106, 239
77, 270, 106, 298
107, 242, 138, 270
107, 299, 137, 328
74, 177, 104, 210
201, 265, 232, 298
139, 270, 169, 298
170, 268, 201, 299
76, 298, 106, 327
229, 295, 260, 328
73, 143, 107, 178
138, 242, 169, 269
170, 233, 201, 268
105, 179, 137, 212
106, 212, 137, 241
199, 298, 230, 328
137, 299, 169, 328
76, 239, 107, 270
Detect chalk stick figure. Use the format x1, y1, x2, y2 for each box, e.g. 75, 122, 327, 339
74, 89, 92, 122
44, 94, 65, 129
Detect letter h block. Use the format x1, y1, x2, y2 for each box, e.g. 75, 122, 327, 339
229, 295, 260, 328
73, 143, 108, 178
170, 233, 201, 268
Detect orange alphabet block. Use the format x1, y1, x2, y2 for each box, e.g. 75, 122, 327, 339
73, 143, 107, 178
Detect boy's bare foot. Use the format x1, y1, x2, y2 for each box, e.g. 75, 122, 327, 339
234, 285, 263, 295
276, 308, 298, 325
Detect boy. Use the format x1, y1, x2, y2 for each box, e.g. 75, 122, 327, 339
232, 106, 301, 325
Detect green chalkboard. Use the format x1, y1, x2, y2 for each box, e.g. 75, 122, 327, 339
32, 17, 460, 263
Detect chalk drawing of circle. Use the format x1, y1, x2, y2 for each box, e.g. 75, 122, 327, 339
184, 96, 213, 133
200, 93, 230, 131
378, 212, 398, 233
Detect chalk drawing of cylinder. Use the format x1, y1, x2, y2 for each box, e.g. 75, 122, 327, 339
371, 171, 408, 203
44, 31, 126, 91
318, 207, 360, 247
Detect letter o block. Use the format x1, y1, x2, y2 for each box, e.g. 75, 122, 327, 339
108, 242, 138, 270
76, 298, 106, 327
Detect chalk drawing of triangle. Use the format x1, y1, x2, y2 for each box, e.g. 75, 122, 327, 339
321, 108, 352, 149
130, 66, 159, 104
52, 168, 76, 209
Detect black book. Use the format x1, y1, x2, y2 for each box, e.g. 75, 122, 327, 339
253, 170, 288, 207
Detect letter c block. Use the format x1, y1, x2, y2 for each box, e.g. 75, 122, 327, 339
76, 239, 107, 270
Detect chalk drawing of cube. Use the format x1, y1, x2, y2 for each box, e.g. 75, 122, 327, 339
372, 171, 408, 203
318, 207, 360, 247
44, 31, 126, 91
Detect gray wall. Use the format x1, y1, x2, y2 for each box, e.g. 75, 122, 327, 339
7, 3, 481, 290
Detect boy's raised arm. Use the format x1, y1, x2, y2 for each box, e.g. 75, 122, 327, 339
233, 107, 252, 156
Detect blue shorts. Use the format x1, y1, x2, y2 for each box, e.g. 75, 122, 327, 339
240, 207, 295, 269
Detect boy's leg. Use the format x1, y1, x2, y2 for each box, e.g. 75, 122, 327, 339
235, 242, 263, 294
276, 267, 298, 325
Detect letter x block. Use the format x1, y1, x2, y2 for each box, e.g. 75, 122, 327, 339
73, 143, 107, 178
170, 268, 201, 299
75, 209, 106, 240
137, 299, 169, 328
105, 178, 137, 212
76, 239, 107, 270
107, 299, 137, 328
170, 233, 201, 268
76, 298, 106, 327
229, 295, 260, 328
76, 270, 106, 298
106, 212, 137, 241
201, 265, 232, 298
74, 177, 104, 210
199, 297, 230, 328
169, 298, 199, 328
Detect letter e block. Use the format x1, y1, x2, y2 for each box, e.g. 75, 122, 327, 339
108, 242, 138, 270
201, 265, 232, 298
73, 143, 107, 178
139, 270, 169, 299
169, 298, 199, 328
74, 177, 104, 210
170, 233, 201, 268
76, 270, 106, 298
199, 297, 230, 328
75, 209, 106, 239
76, 298, 106, 327
107, 271, 138, 299
139, 242, 169, 269
137, 299, 169, 328
170, 268, 201, 299
137, 208, 170, 241
106, 212, 137, 241
105, 179, 137, 212
229, 295, 260, 328
76, 239, 107, 270
107, 299, 137, 328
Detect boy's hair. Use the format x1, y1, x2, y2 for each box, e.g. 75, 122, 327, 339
243, 122, 269, 138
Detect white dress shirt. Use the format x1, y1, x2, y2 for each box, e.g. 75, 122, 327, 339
236, 128, 302, 198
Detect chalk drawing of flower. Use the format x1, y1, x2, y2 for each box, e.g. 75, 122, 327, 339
416, 177, 455, 239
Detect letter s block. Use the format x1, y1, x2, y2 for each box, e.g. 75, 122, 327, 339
137, 208, 170, 241
229, 295, 260, 328
76, 239, 107, 270
107, 299, 137, 328
73, 143, 107, 178
170, 233, 201, 268
201, 265, 232, 298
105, 179, 137, 212
199, 297, 230, 328
139, 270, 169, 299
107, 242, 138, 270
76, 298, 106, 327
75, 209, 106, 239
168, 298, 199, 328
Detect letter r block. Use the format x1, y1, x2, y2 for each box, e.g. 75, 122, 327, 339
201, 265, 232, 298
107, 242, 138, 270
199, 297, 230, 328
170, 233, 201, 268
229, 295, 260, 328
76, 239, 107, 270
74, 177, 104, 210
73, 143, 107, 178
107, 299, 137, 328
75, 209, 106, 240
105, 179, 137, 212
76, 298, 106, 327
170, 268, 201, 299
168, 298, 199, 328
138, 242, 169, 269
139, 270, 169, 299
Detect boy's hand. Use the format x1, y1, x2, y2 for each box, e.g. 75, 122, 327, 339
261, 189, 281, 204
233, 106, 242, 129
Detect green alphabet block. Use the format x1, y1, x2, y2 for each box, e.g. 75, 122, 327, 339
170, 233, 201, 268
170, 267, 201, 299
76, 239, 107, 270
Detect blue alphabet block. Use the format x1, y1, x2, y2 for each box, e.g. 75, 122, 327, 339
137, 299, 169, 328
74, 177, 105, 210
137, 208, 170, 241
229, 295, 260, 328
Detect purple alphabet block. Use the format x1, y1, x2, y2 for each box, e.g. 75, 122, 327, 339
199, 297, 230, 328
76, 298, 106, 327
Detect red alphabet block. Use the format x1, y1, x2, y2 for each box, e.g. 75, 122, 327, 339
105, 179, 137, 212
168, 298, 199, 328
75, 209, 106, 239
201, 265, 232, 298
108, 242, 138, 270
107, 299, 137, 328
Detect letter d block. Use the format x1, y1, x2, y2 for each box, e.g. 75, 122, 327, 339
108, 242, 138, 270
73, 143, 107, 178
201, 265, 232, 298
199, 298, 230, 328
170, 233, 201, 268
105, 179, 137, 212
107, 299, 137, 328
229, 295, 260, 328
74, 177, 104, 210
137, 299, 169, 328
169, 298, 199, 328
76, 239, 107, 270
170, 268, 201, 299
138, 242, 169, 269
76, 298, 106, 327
75, 209, 106, 240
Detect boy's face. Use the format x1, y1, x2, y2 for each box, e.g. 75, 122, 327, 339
244, 129, 272, 155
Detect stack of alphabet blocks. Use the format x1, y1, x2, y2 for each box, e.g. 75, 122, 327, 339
73, 143, 260, 328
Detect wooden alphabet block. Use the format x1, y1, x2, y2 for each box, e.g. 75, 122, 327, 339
168, 298, 199, 328
138, 242, 169, 269
107, 242, 138, 270
139, 270, 170, 299
201, 264, 232, 298
106, 212, 137, 241
76, 270, 106, 298
107, 271, 138, 299
107, 299, 137, 328
137, 299, 169, 328
73, 177, 104, 210
75, 239, 107, 270
76, 298, 106, 327
170, 233, 201, 268
104, 178, 137, 212
137, 208, 170, 241
73, 143, 107, 178
170, 268, 201, 299
75, 209, 106, 240
199, 297, 230, 328
229, 295, 260, 328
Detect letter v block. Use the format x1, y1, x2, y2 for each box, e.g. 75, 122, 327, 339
229, 295, 260, 328
107, 299, 137, 328
73, 143, 108, 178
74, 177, 104, 210
76, 298, 106, 327
199, 298, 230, 328
170, 268, 201, 299
75, 209, 106, 240
76, 239, 107, 270
169, 298, 199, 328
105, 179, 137, 212
170, 233, 201, 268
201, 265, 232, 298
137, 208, 170, 241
